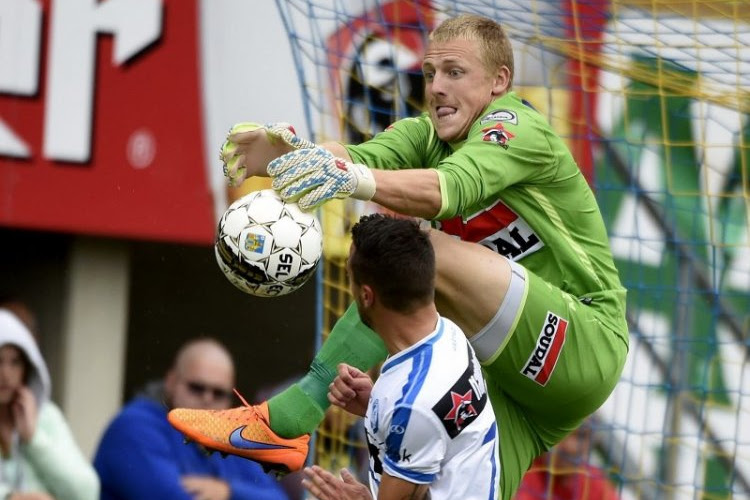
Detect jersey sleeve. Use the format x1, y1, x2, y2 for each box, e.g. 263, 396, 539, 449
345, 115, 434, 169
382, 405, 447, 484
435, 112, 561, 220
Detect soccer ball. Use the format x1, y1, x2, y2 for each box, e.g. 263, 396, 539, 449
215, 189, 323, 297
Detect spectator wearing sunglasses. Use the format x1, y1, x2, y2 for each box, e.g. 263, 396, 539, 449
93, 338, 288, 500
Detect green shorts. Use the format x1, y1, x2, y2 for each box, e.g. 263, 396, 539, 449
470, 260, 628, 500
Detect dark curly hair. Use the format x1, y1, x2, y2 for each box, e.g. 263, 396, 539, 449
350, 214, 435, 313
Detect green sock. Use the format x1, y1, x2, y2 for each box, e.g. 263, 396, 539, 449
267, 303, 387, 438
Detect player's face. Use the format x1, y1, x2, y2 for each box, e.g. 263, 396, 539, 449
0, 345, 25, 405
423, 38, 505, 142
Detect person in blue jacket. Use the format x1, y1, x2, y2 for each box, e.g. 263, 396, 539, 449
94, 337, 288, 500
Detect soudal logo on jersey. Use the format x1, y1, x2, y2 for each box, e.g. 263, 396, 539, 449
432, 344, 488, 438
521, 312, 568, 386
481, 123, 515, 149
437, 200, 544, 261
480, 109, 518, 125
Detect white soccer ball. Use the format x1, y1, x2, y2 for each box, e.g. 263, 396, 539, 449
215, 189, 323, 297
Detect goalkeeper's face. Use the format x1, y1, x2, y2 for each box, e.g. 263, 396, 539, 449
423, 38, 508, 142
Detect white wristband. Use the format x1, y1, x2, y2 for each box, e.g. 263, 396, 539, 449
349, 163, 377, 201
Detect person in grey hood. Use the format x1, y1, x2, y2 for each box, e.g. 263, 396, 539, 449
0, 308, 99, 500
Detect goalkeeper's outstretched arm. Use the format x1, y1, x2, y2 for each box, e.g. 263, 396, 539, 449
221, 122, 442, 218
312, 142, 442, 217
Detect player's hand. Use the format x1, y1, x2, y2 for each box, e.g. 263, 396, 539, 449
303, 465, 372, 500
12, 386, 38, 443
181, 475, 230, 500
328, 363, 372, 417
220, 122, 316, 187
268, 147, 376, 210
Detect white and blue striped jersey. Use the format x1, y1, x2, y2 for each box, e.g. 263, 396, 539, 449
364, 317, 500, 500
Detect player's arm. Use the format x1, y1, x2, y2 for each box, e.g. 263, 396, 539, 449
221, 118, 442, 216
321, 142, 442, 218
329, 136, 442, 217
378, 406, 444, 500
370, 169, 441, 218
377, 474, 430, 500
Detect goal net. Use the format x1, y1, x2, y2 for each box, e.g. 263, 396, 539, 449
274, 0, 750, 497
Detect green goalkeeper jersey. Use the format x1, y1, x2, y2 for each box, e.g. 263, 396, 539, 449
346, 91, 627, 338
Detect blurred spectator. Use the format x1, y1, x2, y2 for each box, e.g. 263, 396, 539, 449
94, 337, 287, 500
515, 422, 620, 500
0, 300, 37, 340
0, 308, 99, 500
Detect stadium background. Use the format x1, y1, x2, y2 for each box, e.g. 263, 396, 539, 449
0, 0, 748, 499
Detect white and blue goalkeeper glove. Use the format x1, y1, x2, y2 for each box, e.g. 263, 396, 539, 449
221, 122, 317, 186
268, 147, 376, 211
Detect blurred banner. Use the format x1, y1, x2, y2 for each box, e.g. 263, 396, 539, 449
0, 0, 215, 244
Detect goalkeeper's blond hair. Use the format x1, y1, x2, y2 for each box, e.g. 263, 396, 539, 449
429, 14, 515, 89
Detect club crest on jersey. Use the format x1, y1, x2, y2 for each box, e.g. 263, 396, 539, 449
480, 109, 518, 125
444, 390, 478, 430
521, 312, 568, 386
432, 344, 488, 437
481, 123, 515, 149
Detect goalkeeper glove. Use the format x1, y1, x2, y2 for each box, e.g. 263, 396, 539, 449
220, 122, 316, 187
268, 147, 376, 211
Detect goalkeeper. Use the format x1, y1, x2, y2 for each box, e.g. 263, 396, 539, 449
169, 14, 628, 500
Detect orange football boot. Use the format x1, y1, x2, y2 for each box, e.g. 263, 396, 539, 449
168, 391, 309, 474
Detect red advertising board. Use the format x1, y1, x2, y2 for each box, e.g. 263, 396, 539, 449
0, 0, 215, 245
